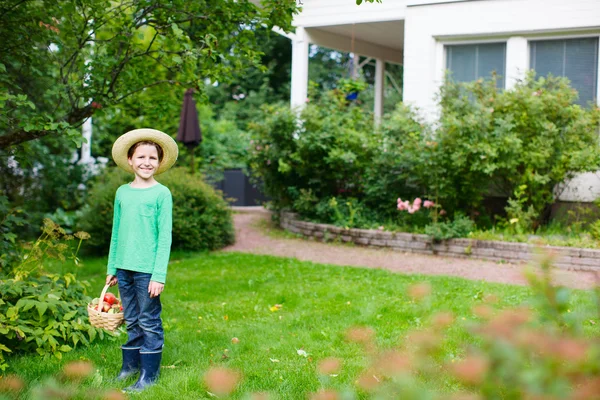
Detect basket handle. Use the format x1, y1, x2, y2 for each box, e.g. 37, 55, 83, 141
97, 284, 111, 312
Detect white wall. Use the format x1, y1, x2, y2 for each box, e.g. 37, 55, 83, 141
294, 0, 408, 27
402, 0, 600, 201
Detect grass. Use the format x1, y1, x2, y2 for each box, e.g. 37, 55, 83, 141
5, 252, 599, 399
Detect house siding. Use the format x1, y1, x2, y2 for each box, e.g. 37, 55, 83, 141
294, 0, 408, 27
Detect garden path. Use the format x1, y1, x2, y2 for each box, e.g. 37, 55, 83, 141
223, 208, 598, 290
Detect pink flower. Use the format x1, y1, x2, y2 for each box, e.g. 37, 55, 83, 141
440, 209, 447, 216
423, 200, 435, 208
407, 206, 416, 214
397, 198, 410, 211
412, 202, 421, 212
413, 197, 422, 206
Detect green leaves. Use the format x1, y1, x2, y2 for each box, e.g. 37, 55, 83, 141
171, 23, 184, 38
0, 0, 298, 148
0, 273, 106, 370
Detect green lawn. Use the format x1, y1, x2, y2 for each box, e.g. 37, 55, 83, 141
5, 251, 599, 399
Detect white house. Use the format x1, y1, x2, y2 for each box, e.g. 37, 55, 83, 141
282, 0, 600, 202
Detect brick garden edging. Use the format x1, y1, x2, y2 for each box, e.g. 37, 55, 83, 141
280, 212, 600, 272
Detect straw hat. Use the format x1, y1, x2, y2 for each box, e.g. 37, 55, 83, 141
112, 128, 179, 175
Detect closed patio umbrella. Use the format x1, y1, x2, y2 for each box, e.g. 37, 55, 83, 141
176, 88, 202, 173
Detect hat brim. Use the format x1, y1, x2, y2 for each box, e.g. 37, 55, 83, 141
112, 128, 179, 175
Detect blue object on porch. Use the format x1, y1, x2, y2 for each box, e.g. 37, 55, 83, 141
346, 92, 358, 101
345, 92, 359, 101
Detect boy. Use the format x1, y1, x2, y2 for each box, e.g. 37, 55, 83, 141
106, 128, 178, 392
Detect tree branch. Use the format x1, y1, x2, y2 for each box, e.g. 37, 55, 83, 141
0, 129, 59, 149
113, 80, 180, 102
0, 0, 30, 19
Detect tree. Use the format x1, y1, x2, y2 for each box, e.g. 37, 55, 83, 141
0, 0, 297, 150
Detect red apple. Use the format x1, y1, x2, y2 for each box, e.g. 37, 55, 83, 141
103, 293, 117, 306
102, 303, 111, 313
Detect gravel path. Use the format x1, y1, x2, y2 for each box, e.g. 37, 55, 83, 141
223, 208, 598, 290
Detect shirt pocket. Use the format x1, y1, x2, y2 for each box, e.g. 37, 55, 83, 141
139, 203, 156, 217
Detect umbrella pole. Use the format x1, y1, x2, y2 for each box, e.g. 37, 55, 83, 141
190, 149, 195, 175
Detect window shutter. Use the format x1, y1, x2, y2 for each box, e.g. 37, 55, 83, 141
530, 38, 598, 106
447, 43, 506, 88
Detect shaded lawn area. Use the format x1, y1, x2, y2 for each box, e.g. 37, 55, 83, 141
6, 251, 599, 399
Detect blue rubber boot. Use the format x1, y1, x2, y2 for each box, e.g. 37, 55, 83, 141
116, 348, 140, 381
124, 352, 162, 392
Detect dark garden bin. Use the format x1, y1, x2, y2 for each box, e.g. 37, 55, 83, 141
211, 169, 269, 207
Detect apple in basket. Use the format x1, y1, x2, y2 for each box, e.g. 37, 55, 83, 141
103, 292, 117, 306
90, 295, 122, 313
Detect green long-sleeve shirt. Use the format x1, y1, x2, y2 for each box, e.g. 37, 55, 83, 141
107, 183, 173, 283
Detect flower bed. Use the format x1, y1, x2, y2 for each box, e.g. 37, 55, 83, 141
280, 212, 600, 272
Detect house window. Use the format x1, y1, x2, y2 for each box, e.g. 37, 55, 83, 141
446, 43, 506, 88
530, 38, 599, 106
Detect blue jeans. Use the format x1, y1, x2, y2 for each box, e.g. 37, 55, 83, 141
116, 269, 164, 354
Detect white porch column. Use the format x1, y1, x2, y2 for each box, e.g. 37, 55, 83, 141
505, 37, 529, 89
290, 27, 309, 110
374, 58, 385, 122
80, 117, 92, 163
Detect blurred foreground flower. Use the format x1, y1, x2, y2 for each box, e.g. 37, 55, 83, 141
356, 370, 381, 392
310, 389, 340, 400
317, 357, 341, 375
0, 375, 24, 393
407, 282, 431, 301
431, 312, 454, 329
203, 367, 241, 396
372, 351, 411, 376
62, 361, 94, 381
346, 326, 375, 344
102, 389, 128, 400
449, 355, 489, 385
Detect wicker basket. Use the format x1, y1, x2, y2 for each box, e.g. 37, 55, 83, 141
87, 284, 124, 331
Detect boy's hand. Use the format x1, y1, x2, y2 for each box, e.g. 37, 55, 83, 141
106, 275, 118, 286
148, 281, 164, 298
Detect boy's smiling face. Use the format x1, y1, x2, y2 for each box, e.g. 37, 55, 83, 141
128, 144, 160, 181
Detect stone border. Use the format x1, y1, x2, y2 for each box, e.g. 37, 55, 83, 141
280, 212, 600, 272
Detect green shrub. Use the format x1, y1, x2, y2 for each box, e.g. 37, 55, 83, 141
434, 72, 600, 224
424, 213, 475, 241
0, 219, 104, 371
363, 104, 431, 218
77, 167, 234, 253
248, 89, 376, 213
163, 168, 235, 251
588, 219, 600, 241
250, 74, 600, 236
0, 274, 104, 371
